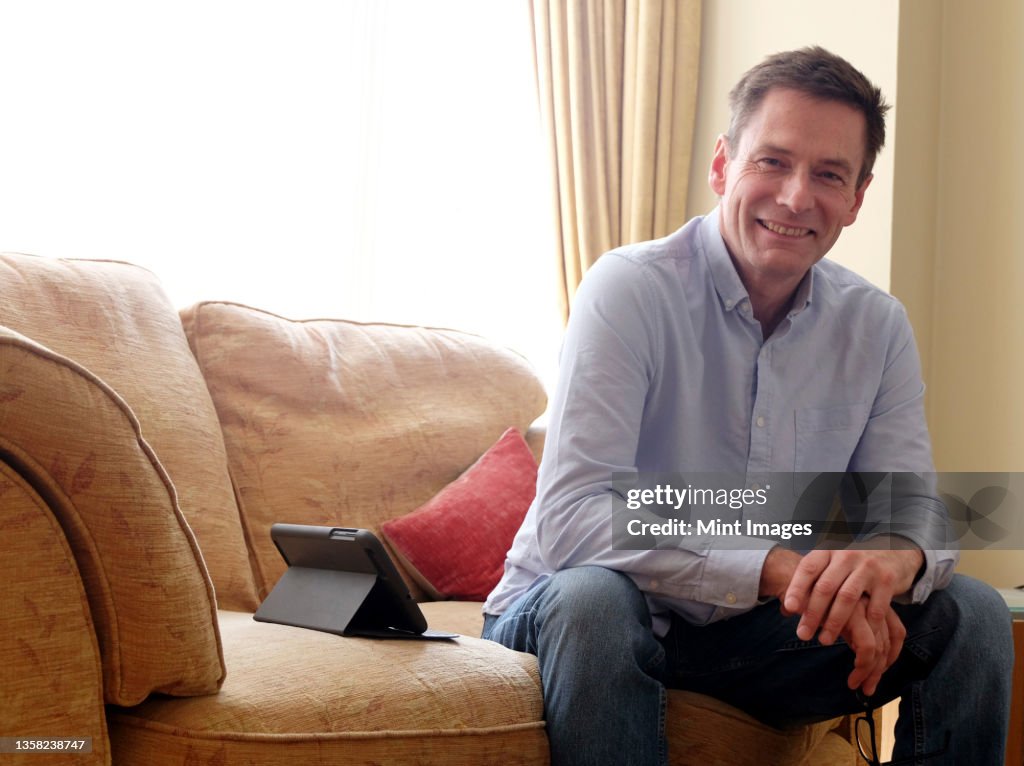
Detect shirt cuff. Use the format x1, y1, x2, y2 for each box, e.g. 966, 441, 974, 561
900, 547, 958, 604
696, 543, 774, 611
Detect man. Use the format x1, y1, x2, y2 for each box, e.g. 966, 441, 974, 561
483, 47, 1014, 765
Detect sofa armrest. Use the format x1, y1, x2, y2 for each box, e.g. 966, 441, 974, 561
0, 328, 224, 706
0, 458, 110, 764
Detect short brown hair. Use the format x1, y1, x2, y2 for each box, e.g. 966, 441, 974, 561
727, 46, 890, 188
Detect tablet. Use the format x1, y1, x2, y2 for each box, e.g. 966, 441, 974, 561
253, 524, 458, 640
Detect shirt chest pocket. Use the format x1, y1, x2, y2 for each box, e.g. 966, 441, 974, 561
794, 402, 872, 474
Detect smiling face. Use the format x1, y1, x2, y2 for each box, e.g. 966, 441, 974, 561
709, 87, 872, 297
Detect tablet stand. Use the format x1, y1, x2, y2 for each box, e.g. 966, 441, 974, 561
254, 566, 378, 636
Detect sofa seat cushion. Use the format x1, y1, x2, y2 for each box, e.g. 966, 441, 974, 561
108, 610, 548, 765
665, 689, 852, 765
419, 600, 492, 636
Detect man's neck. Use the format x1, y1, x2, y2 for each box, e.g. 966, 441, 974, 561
736, 270, 805, 340
750, 291, 793, 339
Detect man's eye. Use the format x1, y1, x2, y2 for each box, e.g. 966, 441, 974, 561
758, 158, 782, 167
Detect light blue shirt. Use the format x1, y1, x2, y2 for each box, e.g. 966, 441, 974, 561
484, 210, 956, 632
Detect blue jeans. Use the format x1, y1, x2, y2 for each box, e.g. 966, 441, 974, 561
482, 567, 1014, 766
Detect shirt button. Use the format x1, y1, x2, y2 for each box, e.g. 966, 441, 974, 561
725, 592, 738, 605
756, 416, 766, 428
725, 299, 735, 310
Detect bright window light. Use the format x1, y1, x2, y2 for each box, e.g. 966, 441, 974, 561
0, 1, 562, 390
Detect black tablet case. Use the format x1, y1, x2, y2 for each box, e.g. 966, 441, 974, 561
253, 524, 457, 640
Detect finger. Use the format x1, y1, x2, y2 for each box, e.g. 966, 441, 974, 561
858, 552, 900, 634
842, 602, 879, 691
860, 616, 889, 697
847, 598, 896, 696
796, 557, 857, 642
817, 573, 868, 646
860, 650, 887, 697
783, 549, 830, 616
865, 581, 891, 636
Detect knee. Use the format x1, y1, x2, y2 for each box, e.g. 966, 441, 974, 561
541, 566, 649, 630
536, 567, 664, 680
939, 574, 1014, 665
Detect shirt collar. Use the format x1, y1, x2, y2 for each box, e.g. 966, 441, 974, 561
700, 208, 748, 314
788, 267, 814, 317
700, 206, 815, 318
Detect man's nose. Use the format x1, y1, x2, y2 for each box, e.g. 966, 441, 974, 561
777, 172, 814, 213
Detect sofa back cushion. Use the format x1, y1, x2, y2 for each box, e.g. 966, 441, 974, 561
181, 301, 548, 599
0, 328, 225, 705
0, 254, 259, 612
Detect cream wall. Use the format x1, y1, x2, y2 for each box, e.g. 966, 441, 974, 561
690, 0, 1024, 587
921, 0, 1024, 474
894, 0, 1024, 585
889, 0, 942, 387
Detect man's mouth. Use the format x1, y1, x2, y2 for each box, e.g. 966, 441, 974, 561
758, 219, 813, 238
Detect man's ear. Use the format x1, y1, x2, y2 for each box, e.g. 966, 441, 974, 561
844, 173, 873, 226
708, 134, 729, 197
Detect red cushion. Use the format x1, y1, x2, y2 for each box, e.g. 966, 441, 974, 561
381, 427, 537, 601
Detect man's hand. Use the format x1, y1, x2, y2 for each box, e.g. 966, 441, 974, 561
758, 546, 802, 604
759, 542, 921, 695
782, 543, 922, 646
841, 597, 905, 695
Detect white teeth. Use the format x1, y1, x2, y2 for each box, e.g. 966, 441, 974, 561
761, 220, 810, 237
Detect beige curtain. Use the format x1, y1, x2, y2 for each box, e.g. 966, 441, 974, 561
530, 0, 702, 321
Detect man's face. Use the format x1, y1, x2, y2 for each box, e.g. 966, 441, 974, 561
709, 88, 872, 291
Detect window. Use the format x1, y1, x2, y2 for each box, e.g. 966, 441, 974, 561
0, 1, 561, 388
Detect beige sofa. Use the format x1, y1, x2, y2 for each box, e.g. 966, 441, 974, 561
0, 252, 866, 765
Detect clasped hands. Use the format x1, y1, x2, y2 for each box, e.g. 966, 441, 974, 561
759, 541, 923, 696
